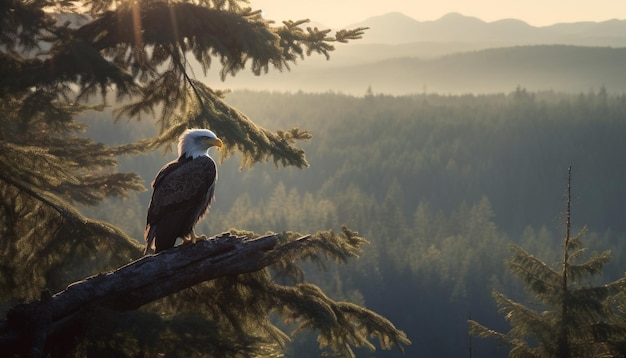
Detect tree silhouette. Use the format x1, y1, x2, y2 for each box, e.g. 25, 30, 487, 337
0, 1, 410, 356
469, 166, 626, 357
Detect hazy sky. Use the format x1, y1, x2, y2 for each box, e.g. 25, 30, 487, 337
250, 0, 625, 27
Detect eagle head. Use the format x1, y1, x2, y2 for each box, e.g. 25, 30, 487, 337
178, 129, 223, 159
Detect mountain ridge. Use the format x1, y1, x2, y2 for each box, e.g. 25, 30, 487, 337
342, 11, 626, 46
187, 12, 626, 95
207, 45, 626, 95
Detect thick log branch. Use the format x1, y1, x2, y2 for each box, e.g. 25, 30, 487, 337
0, 232, 280, 357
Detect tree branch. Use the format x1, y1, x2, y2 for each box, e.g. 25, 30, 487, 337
0, 232, 279, 357
1, 228, 410, 357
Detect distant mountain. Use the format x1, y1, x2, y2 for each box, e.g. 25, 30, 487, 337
44, 10, 626, 95
208, 45, 626, 95
345, 12, 626, 47
196, 13, 626, 95
252, 12, 626, 80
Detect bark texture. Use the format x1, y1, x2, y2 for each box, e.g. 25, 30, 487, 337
0, 233, 279, 357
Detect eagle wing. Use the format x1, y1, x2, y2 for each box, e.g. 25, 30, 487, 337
145, 156, 217, 253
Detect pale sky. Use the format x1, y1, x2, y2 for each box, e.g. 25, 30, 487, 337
250, 0, 625, 27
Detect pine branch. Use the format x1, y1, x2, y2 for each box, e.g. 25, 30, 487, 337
0, 230, 409, 357
1, 134, 144, 206
567, 250, 611, 283
492, 290, 556, 342
468, 320, 534, 355
0, 233, 278, 357
75, 2, 285, 79
0, 167, 142, 266
470, 167, 626, 356
120, 80, 312, 168
506, 244, 562, 301
0, 0, 56, 51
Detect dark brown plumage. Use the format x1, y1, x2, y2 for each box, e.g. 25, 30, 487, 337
145, 129, 221, 254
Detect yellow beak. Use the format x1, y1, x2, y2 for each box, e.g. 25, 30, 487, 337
209, 137, 223, 149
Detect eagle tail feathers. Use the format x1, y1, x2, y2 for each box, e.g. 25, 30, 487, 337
144, 225, 157, 255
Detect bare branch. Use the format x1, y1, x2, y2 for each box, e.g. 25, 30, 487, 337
0, 229, 408, 357
1, 233, 278, 357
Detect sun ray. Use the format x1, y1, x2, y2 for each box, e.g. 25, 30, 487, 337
131, 1, 144, 48
168, 3, 181, 47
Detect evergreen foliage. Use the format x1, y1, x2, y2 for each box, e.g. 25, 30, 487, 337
218, 89, 626, 236
0, 1, 412, 356
77, 88, 626, 356
4, 1, 626, 355
469, 168, 626, 357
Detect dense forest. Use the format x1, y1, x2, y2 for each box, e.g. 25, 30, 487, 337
2, 1, 411, 356
79, 88, 626, 356
5, 0, 625, 356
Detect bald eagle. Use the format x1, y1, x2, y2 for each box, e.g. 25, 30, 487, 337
144, 129, 223, 254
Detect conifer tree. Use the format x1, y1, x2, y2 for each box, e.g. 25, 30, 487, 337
0, 0, 410, 356
469, 166, 626, 357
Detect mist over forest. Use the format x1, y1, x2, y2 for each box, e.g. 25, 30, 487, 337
204, 12, 626, 95
4, 4, 626, 356
82, 87, 626, 357
76, 13, 626, 356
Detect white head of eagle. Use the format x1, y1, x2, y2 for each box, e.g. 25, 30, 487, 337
144, 128, 223, 254
178, 128, 223, 159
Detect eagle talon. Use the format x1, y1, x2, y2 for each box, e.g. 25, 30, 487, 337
183, 231, 207, 245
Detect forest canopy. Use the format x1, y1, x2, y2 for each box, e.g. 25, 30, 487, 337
84, 88, 626, 356
3, 0, 626, 356
0, 1, 415, 357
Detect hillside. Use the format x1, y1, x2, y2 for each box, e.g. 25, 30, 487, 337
206, 45, 626, 95
195, 12, 626, 95
84, 89, 626, 239
346, 12, 626, 46
51, 11, 626, 95
81, 89, 626, 357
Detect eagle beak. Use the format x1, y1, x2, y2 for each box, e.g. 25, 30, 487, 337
210, 137, 223, 149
